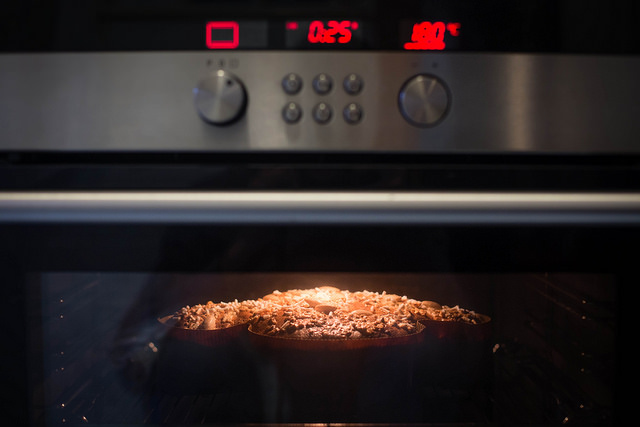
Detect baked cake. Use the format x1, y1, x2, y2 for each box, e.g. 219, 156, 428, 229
170, 286, 485, 338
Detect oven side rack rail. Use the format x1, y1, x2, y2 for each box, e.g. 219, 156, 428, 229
0, 192, 639, 225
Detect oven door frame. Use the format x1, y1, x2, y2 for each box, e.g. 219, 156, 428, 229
1, 191, 640, 225
2, 190, 636, 426
2, 190, 639, 273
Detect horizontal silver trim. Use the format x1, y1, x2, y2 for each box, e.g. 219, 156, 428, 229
1, 192, 639, 225
1, 52, 639, 153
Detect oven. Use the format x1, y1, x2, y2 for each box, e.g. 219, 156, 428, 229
1, 1, 638, 426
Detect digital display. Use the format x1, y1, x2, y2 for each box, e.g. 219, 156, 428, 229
305, 20, 359, 44
402, 21, 461, 51
285, 20, 366, 49
205, 21, 268, 50
6, 1, 638, 54
203, 20, 464, 51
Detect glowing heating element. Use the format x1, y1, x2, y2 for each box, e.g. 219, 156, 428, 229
404, 21, 461, 50
206, 21, 240, 49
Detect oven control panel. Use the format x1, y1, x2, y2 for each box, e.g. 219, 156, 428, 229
0, 51, 639, 153
193, 60, 451, 131
194, 69, 451, 129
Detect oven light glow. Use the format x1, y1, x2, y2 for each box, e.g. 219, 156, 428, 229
206, 21, 240, 49
404, 21, 460, 50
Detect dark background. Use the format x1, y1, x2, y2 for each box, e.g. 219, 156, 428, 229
1, 0, 639, 52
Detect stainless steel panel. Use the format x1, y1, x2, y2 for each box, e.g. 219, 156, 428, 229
1, 52, 639, 152
1, 192, 639, 224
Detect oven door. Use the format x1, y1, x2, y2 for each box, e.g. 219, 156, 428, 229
1, 188, 636, 426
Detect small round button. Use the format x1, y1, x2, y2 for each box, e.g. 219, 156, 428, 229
343, 103, 363, 124
282, 73, 303, 95
313, 73, 333, 95
282, 102, 302, 123
343, 73, 363, 95
312, 102, 332, 124
398, 74, 450, 127
194, 69, 247, 126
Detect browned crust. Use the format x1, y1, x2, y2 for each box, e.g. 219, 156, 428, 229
169, 287, 487, 339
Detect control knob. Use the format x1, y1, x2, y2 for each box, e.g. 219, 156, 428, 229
194, 70, 247, 125
398, 74, 450, 127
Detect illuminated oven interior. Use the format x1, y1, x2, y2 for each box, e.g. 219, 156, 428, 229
30, 273, 616, 426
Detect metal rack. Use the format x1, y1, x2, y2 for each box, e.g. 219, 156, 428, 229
31, 273, 616, 426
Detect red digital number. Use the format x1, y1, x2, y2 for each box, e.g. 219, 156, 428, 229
404, 21, 460, 50
308, 21, 324, 43
307, 20, 353, 44
337, 21, 352, 44
324, 20, 339, 43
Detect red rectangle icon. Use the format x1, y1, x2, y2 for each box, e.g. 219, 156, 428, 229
206, 21, 239, 49
285, 21, 299, 30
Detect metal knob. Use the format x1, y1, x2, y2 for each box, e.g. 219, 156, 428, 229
343, 73, 364, 95
312, 102, 332, 124
312, 73, 333, 95
194, 70, 247, 125
282, 102, 302, 124
282, 73, 303, 95
398, 74, 450, 127
343, 103, 363, 124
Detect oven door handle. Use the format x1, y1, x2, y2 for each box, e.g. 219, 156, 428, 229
0, 191, 639, 225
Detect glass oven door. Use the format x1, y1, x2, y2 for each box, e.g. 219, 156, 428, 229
1, 190, 636, 426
